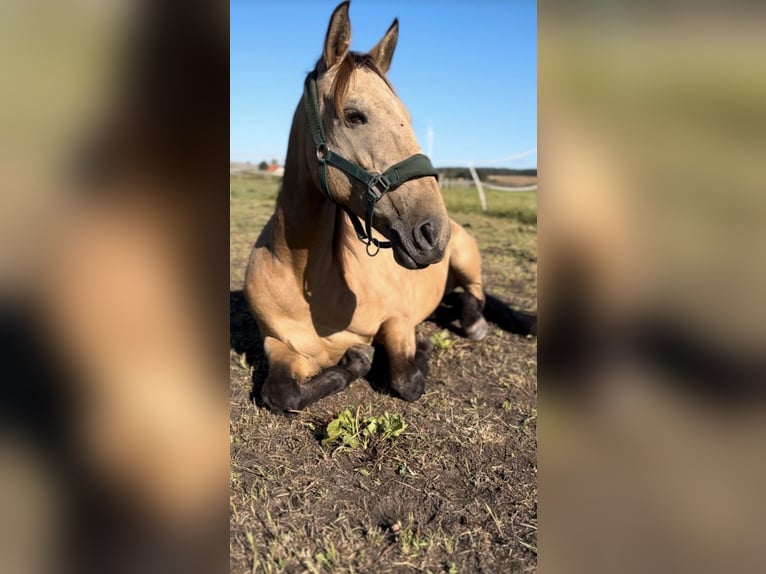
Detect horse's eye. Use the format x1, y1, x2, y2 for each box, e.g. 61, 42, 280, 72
344, 109, 367, 126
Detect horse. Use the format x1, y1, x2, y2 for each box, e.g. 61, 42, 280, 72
245, 1, 527, 413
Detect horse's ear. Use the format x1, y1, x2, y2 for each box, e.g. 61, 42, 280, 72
322, 1, 351, 72
369, 18, 398, 74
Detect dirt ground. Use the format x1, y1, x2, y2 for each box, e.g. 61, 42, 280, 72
230, 175, 537, 573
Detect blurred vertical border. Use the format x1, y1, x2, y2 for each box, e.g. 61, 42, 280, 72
539, 2, 766, 573
5, 1, 766, 572
1, 1, 229, 573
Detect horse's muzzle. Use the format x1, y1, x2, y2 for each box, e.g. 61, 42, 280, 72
390, 218, 450, 269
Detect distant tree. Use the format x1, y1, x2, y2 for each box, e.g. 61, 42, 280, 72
271, 158, 278, 167
258, 161, 268, 171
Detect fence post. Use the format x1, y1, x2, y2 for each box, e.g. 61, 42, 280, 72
467, 162, 487, 212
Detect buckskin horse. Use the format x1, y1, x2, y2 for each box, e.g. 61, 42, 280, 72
246, 1, 533, 413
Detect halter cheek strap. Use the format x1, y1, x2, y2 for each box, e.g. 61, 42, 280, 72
303, 70, 438, 255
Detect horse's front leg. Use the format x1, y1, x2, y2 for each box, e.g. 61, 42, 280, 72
260, 337, 374, 413
376, 318, 434, 402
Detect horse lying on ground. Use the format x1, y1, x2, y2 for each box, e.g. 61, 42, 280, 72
245, 1, 535, 413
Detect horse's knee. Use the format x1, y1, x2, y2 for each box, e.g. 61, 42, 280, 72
261, 375, 301, 413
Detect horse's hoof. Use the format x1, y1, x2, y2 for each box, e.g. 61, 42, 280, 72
393, 369, 425, 402
464, 317, 490, 341
416, 336, 434, 356
340, 345, 375, 378
261, 378, 302, 415
398, 387, 424, 402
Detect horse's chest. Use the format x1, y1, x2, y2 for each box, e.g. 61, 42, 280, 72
343, 255, 450, 325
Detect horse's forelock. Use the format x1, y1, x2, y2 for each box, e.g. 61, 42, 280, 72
324, 52, 394, 118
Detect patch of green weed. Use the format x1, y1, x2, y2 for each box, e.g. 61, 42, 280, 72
322, 407, 407, 450
431, 329, 454, 350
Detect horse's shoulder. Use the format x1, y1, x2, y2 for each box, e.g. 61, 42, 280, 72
246, 232, 294, 318
246, 246, 294, 301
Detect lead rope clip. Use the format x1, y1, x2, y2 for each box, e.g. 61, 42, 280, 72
366, 238, 381, 257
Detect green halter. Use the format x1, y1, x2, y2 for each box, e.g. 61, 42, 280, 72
302, 70, 438, 256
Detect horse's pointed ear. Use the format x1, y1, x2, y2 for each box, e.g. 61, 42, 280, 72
370, 18, 399, 74
322, 1, 351, 72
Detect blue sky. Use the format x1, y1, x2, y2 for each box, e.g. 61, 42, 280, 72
230, 1, 536, 168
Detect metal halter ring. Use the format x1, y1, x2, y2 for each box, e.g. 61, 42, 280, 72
366, 238, 381, 257
316, 143, 328, 162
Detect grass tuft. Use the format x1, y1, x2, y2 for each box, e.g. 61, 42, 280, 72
321, 407, 407, 451
431, 329, 454, 350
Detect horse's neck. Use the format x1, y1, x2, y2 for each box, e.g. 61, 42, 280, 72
276, 168, 331, 239
271, 148, 348, 277
269, 105, 360, 293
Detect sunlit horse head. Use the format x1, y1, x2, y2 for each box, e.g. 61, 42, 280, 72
246, 1, 503, 413
300, 1, 451, 268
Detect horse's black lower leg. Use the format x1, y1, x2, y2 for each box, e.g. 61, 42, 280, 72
261, 345, 374, 413
460, 290, 489, 341
389, 337, 433, 402
411, 337, 432, 377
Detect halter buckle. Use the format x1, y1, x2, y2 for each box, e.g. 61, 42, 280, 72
368, 173, 391, 201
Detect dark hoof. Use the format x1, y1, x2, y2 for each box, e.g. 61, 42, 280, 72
339, 345, 375, 378
416, 336, 434, 356
261, 378, 302, 414
393, 369, 425, 402
413, 337, 433, 377
464, 316, 490, 341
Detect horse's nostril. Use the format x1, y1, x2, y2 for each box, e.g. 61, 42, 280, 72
416, 220, 437, 250
421, 222, 435, 245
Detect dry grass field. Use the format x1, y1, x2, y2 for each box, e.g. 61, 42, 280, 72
485, 175, 538, 187
230, 174, 537, 573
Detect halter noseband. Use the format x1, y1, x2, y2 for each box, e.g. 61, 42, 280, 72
302, 70, 438, 255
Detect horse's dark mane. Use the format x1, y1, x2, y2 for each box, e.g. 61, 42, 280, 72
323, 51, 395, 117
